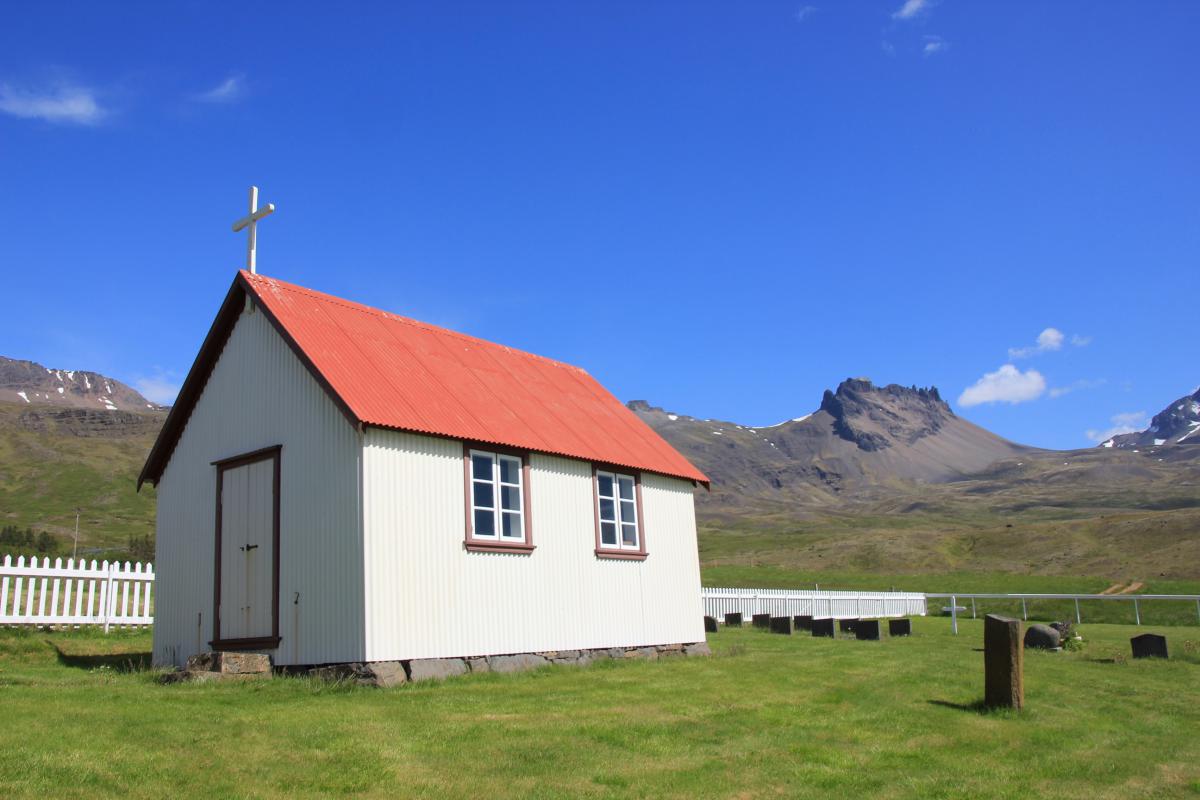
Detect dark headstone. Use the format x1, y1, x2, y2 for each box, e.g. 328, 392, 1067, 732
984, 614, 1024, 710
811, 618, 835, 638
839, 618, 858, 634
1023, 624, 1061, 650
724, 612, 743, 627
794, 615, 813, 631
1131, 633, 1168, 660
855, 619, 881, 640
889, 618, 912, 637
769, 616, 793, 635
703, 615, 718, 633
752, 613, 772, 629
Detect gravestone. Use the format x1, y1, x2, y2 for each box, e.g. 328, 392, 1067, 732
703, 615, 718, 633
770, 616, 793, 635
855, 619, 881, 641
889, 618, 912, 637
1023, 623, 1060, 650
724, 612, 743, 627
811, 618, 835, 638
752, 613, 772, 629
794, 615, 813, 631
1130, 633, 1168, 660
984, 614, 1024, 710
839, 618, 858, 634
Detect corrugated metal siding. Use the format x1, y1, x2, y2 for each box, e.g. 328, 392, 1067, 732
362, 430, 705, 661
153, 306, 363, 668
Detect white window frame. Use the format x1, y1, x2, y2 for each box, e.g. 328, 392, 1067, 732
596, 470, 640, 551
469, 449, 526, 543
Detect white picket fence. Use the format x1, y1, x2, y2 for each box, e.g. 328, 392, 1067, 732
0, 555, 154, 630
702, 586, 927, 621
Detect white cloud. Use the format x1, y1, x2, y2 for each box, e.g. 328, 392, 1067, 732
134, 375, 181, 405
0, 83, 105, 125
923, 36, 948, 56
958, 365, 1047, 408
1086, 411, 1148, 443
1070, 334, 1092, 347
195, 75, 245, 103
1008, 327, 1065, 359
892, 0, 932, 20
1049, 378, 1106, 399
795, 5, 817, 22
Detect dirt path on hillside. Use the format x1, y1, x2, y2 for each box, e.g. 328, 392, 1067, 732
1100, 583, 1125, 594
1118, 581, 1145, 594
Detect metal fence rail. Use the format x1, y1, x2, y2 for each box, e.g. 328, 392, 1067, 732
926, 592, 1200, 634
702, 587, 927, 621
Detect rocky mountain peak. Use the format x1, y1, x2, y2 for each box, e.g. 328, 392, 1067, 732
0, 356, 164, 413
819, 378, 953, 452
1108, 386, 1200, 449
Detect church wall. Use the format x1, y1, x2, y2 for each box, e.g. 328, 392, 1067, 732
361, 430, 705, 661
153, 303, 364, 667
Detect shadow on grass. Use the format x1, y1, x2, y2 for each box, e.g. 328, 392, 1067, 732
927, 698, 993, 714
51, 643, 152, 673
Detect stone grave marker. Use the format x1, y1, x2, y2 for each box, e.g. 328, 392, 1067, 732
769, 616, 793, 635
888, 618, 912, 637
724, 612, 743, 627
704, 615, 719, 633
811, 618, 835, 638
1130, 633, 1168, 659
752, 613, 772, 629
855, 619, 881, 640
984, 614, 1024, 710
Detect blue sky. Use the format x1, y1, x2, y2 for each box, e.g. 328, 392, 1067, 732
1, 1, 1197, 449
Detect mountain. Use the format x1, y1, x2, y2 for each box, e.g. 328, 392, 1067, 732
630, 378, 1032, 513
0, 356, 164, 412
632, 378, 1200, 579
0, 357, 165, 558
1106, 387, 1200, 449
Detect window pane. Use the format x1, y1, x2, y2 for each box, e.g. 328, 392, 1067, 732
600, 521, 617, 546
499, 456, 521, 484
597, 474, 614, 497
473, 481, 494, 509
618, 477, 634, 501
619, 500, 636, 525
474, 509, 495, 537
472, 453, 493, 481
599, 498, 615, 522
501, 485, 521, 512
621, 523, 638, 547
502, 511, 523, 539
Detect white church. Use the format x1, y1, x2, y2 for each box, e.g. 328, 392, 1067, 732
140, 194, 710, 670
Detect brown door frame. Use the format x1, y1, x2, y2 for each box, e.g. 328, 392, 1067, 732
210, 445, 282, 651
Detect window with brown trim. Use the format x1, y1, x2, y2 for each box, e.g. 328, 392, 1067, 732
593, 467, 647, 560
463, 444, 534, 554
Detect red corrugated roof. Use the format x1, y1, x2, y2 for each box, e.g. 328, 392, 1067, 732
139, 271, 708, 487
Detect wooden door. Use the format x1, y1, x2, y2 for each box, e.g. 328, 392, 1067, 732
214, 447, 280, 649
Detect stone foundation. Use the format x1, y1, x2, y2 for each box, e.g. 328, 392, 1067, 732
303, 641, 712, 686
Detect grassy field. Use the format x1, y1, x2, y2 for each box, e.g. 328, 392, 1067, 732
0, 620, 1197, 798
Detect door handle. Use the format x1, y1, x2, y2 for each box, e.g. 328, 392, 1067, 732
240, 544, 259, 552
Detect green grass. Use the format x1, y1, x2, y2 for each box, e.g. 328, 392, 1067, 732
1, 621, 1197, 798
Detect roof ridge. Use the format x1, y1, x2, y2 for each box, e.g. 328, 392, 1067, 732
244, 271, 588, 375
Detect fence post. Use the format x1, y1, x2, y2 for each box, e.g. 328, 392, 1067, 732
1133, 597, 1140, 626
1196, 598, 1200, 625
1074, 597, 1081, 625
951, 595, 958, 635
103, 562, 116, 634
971, 597, 977, 619
1021, 598, 1028, 620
